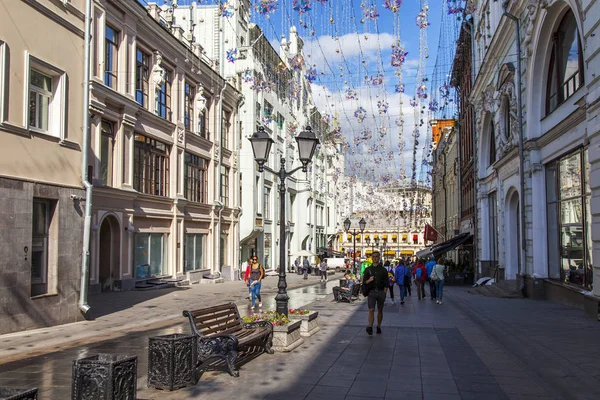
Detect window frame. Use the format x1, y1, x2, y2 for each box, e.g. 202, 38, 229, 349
133, 232, 168, 278
135, 48, 150, 108
545, 9, 584, 115
264, 186, 271, 220
184, 233, 205, 272
184, 81, 195, 132
99, 119, 115, 186
220, 165, 230, 207
156, 65, 172, 120
104, 24, 119, 89
489, 118, 496, 166
31, 198, 50, 285
221, 110, 231, 149
133, 133, 170, 197
0, 41, 7, 123
184, 153, 208, 203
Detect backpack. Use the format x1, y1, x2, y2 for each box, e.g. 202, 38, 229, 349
415, 265, 425, 280
388, 271, 395, 286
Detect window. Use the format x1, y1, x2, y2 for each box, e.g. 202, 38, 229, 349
220, 233, 228, 268
489, 118, 496, 165
263, 101, 273, 126
104, 25, 119, 89
501, 96, 511, 140
184, 234, 205, 271
546, 149, 592, 288
546, 9, 584, 114
134, 233, 167, 277
184, 153, 207, 203
198, 110, 207, 139
133, 134, 170, 196
156, 67, 172, 120
264, 186, 271, 219
413, 234, 418, 244
220, 166, 229, 206
135, 49, 150, 107
307, 199, 312, 224
29, 69, 52, 132
99, 120, 115, 186
290, 194, 296, 223
31, 199, 49, 294
184, 82, 195, 131
221, 111, 231, 149
488, 192, 498, 267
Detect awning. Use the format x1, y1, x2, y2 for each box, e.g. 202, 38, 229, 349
402, 234, 407, 240
365, 249, 373, 255
240, 227, 264, 245
392, 234, 398, 239
416, 233, 472, 259
347, 234, 352, 240
400, 250, 414, 256
364, 234, 370, 239
384, 250, 395, 256
383, 234, 388, 239
374, 234, 379, 239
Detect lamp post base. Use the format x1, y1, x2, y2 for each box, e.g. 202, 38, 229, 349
275, 293, 289, 316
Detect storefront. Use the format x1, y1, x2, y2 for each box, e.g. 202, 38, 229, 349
134, 233, 169, 278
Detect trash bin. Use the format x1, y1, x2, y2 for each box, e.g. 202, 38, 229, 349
148, 334, 197, 391
0, 388, 38, 400
72, 354, 137, 400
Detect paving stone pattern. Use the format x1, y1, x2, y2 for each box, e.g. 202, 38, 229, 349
1, 284, 600, 399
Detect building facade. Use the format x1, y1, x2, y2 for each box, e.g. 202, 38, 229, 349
0, 0, 86, 333
88, 0, 242, 291
469, 0, 600, 313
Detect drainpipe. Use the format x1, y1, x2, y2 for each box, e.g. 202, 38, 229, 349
214, 12, 226, 275
235, 95, 245, 277
502, 1, 527, 289
78, 0, 92, 314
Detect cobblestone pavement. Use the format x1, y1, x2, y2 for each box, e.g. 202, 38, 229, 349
1, 282, 600, 400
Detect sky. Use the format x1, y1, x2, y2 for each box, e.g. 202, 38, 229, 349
160, 1, 464, 187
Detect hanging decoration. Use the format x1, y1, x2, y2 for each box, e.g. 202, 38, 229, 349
241, 69, 253, 84
377, 101, 389, 114
391, 46, 408, 67
416, 9, 430, 28
439, 83, 451, 99
219, 1, 235, 18
383, 0, 403, 12
287, 121, 299, 138
345, 88, 358, 100
428, 100, 439, 112
289, 81, 301, 100
416, 84, 428, 99
394, 83, 405, 93
366, 73, 383, 86
226, 48, 238, 63
305, 67, 317, 82
447, 0, 463, 15
292, 0, 312, 14
363, 5, 380, 20
255, 0, 279, 17
410, 98, 418, 107
354, 107, 367, 122
288, 55, 305, 70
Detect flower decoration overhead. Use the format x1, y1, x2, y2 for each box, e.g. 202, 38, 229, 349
262, 113, 274, 125
439, 83, 451, 99
255, 0, 279, 17
394, 83, 405, 93
410, 98, 418, 107
226, 48, 238, 63
363, 5, 379, 20
292, 0, 311, 14
416, 10, 430, 28
383, 0, 403, 12
416, 84, 428, 99
345, 88, 358, 100
288, 55, 305, 70
354, 107, 367, 122
289, 81, 301, 100
447, 1, 463, 15
391, 46, 408, 67
219, 1, 235, 18
377, 100, 389, 114
428, 100, 439, 112
367, 74, 384, 86
305, 67, 317, 83
241, 69, 253, 83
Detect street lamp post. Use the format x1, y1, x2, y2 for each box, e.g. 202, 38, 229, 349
249, 126, 319, 317
343, 217, 366, 275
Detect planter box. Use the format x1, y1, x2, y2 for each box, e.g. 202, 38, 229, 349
0, 388, 38, 400
271, 320, 304, 352
148, 334, 197, 391
288, 311, 320, 337
72, 354, 137, 400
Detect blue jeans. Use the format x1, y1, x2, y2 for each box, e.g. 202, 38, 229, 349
249, 280, 262, 307
397, 284, 407, 301
435, 280, 445, 301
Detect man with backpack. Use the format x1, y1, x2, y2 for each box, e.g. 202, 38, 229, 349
394, 261, 411, 305
425, 256, 437, 301
413, 258, 428, 300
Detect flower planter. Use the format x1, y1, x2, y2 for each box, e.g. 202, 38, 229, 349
0, 388, 38, 400
288, 311, 320, 337
147, 334, 197, 391
271, 320, 304, 352
72, 354, 137, 400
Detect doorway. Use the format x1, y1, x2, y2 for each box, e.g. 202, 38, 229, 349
98, 215, 120, 292
506, 191, 521, 280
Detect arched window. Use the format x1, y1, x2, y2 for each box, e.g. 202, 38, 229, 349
489, 118, 496, 166
546, 9, 584, 114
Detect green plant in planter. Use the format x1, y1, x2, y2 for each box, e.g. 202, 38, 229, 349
288, 308, 310, 315
242, 311, 290, 326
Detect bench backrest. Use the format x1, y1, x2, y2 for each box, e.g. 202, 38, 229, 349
186, 303, 243, 336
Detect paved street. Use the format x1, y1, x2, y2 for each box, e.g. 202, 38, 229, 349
2, 280, 600, 399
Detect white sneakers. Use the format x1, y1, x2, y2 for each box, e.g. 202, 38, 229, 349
436, 300, 443, 304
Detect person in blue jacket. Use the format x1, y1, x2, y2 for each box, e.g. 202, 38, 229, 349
394, 261, 411, 305
425, 256, 437, 301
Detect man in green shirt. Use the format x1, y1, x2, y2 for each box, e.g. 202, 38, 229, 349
362, 251, 388, 335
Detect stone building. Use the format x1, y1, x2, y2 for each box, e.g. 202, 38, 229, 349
0, 0, 86, 333
88, 0, 241, 291
468, 0, 600, 314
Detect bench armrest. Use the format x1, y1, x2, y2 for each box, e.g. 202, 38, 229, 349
196, 334, 240, 360
242, 321, 273, 333
183, 310, 203, 337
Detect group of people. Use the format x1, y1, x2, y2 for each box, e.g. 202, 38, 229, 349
333, 251, 449, 335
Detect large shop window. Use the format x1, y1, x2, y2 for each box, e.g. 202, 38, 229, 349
133, 134, 170, 197
184, 153, 207, 203
31, 198, 57, 296
546, 149, 592, 289
184, 234, 205, 271
134, 233, 168, 278
546, 9, 584, 114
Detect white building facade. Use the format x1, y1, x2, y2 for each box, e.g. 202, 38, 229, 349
470, 0, 600, 313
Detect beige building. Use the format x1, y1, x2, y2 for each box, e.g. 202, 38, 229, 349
88, 0, 242, 292
0, 0, 86, 333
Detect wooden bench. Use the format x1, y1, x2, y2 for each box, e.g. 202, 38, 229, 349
183, 303, 274, 377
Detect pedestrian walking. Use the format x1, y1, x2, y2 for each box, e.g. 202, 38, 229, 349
406, 260, 413, 297
302, 257, 310, 280
425, 256, 437, 300
294, 257, 300, 272
413, 258, 427, 300
394, 261, 411, 305
248, 256, 265, 310
319, 259, 328, 282
430, 258, 447, 304
384, 260, 396, 305
362, 251, 388, 335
